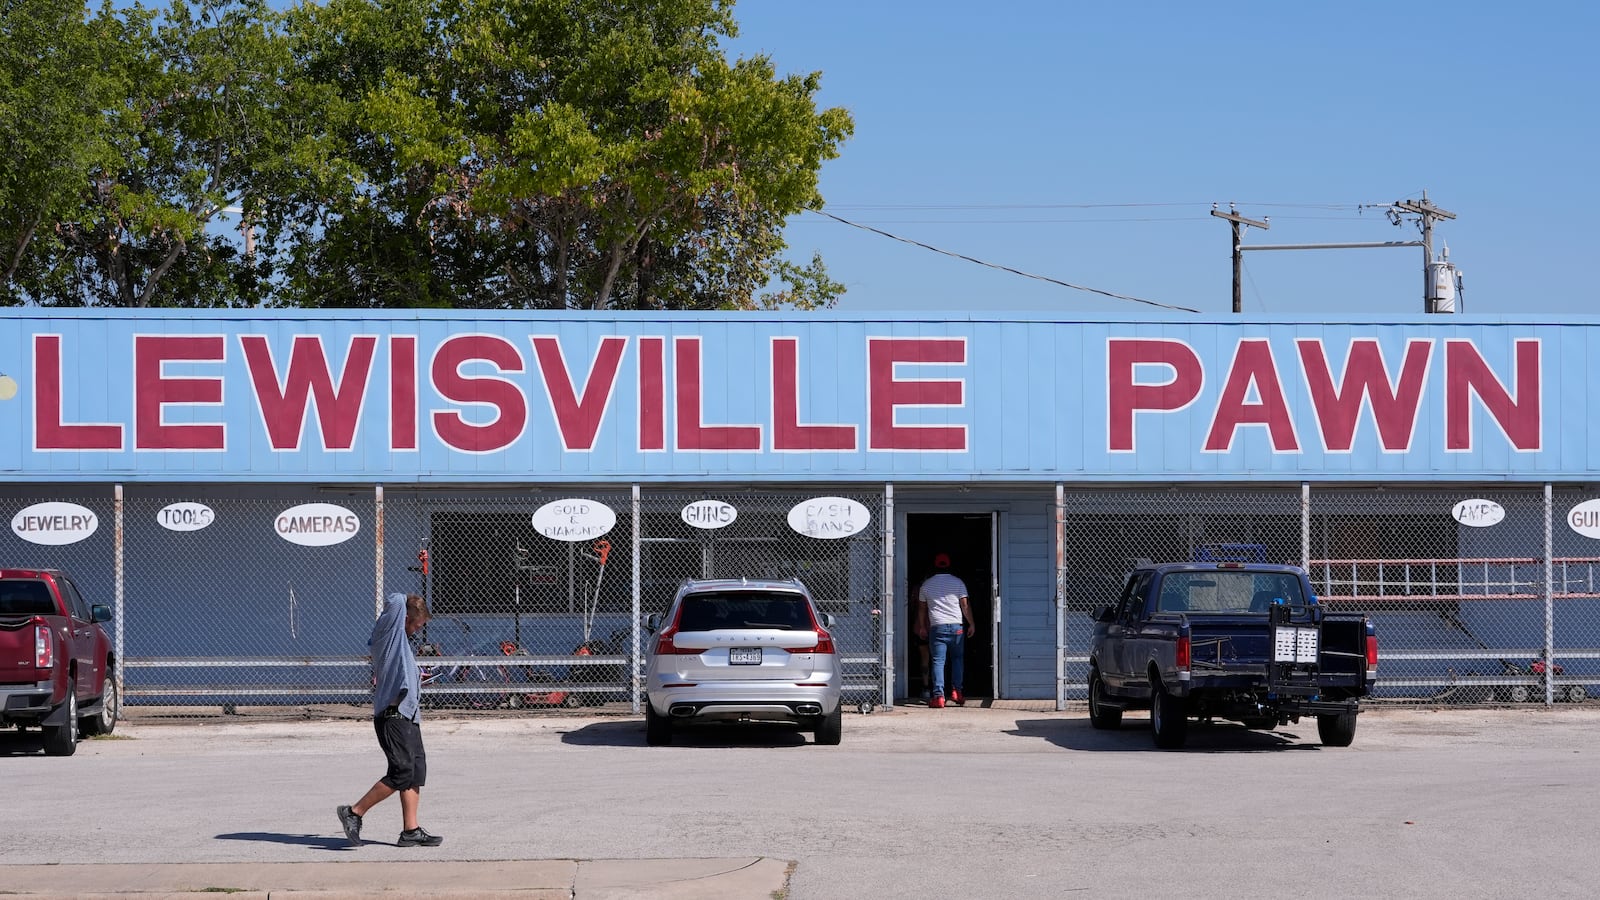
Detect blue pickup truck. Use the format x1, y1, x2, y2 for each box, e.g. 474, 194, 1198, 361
1088, 561, 1377, 749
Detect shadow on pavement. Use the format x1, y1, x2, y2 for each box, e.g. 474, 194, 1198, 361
216, 832, 356, 851
559, 719, 811, 748
1007, 717, 1319, 752
0, 734, 45, 756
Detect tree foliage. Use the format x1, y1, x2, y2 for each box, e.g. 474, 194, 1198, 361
3, 0, 289, 306
0, 0, 851, 309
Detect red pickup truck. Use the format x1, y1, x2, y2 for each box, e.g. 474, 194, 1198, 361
0, 569, 117, 756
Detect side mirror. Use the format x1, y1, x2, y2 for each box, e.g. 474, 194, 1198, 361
91, 604, 113, 623
1093, 605, 1115, 623
821, 613, 837, 629
644, 612, 660, 634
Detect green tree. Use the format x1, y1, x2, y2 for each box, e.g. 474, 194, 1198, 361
2, 0, 290, 307
274, 0, 852, 310
0, 0, 121, 303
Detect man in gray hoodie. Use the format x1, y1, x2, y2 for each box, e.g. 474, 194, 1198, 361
337, 593, 443, 847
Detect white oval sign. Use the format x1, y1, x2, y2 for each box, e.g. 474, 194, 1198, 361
275, 502, 360, 547
158, 501, 216, 533
1451, 498, 1505, 528
11, 501, 98, 546
1568, 499, 1600, 539
532, 499, 616, 542
681, 500, 737, 530
788, 497, 871, 540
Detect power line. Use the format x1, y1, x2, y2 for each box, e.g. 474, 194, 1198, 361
809, 209, 1200, 313
828, 200, 1369, 211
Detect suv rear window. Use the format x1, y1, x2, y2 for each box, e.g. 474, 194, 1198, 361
678, 591, 813, 631
0, 580, 54, 616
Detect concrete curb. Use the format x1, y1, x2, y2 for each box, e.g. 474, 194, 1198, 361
0, 858, 793, 899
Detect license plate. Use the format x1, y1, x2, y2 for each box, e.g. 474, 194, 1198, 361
729, 647, 762, 666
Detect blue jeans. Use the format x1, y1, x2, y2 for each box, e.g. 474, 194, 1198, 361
928, 623, 965, 698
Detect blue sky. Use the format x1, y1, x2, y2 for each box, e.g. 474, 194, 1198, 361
728, 2, 1599, 318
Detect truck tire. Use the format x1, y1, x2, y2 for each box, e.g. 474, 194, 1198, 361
1088, 669, 1122, 729
1317, 711, 1358, 747
1150, 682, 1188, 750
644, 703, 673, 746
1566, 685, 1588, 704
43, 691, 78, 757
81, 672, 118, 737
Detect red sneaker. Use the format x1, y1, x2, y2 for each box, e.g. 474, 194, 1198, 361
929, 695, 946, 709
950, 689, 964, 706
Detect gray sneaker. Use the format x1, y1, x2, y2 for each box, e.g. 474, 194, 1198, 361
336, 805, 362, 847
398, 826, 443, 847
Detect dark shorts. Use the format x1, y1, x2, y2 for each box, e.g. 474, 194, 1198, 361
374, 713, 427, 791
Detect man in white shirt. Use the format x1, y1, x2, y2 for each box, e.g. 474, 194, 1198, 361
915, 553, 976, 708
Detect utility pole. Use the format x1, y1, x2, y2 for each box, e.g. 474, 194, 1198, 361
1392, 191, 1455, 313
1211, 204, 1270, 313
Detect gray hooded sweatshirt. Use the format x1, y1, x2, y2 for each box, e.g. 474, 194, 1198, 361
371, 592, 421, 722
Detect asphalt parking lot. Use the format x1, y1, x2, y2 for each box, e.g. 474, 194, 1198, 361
3, 702, 1597, 899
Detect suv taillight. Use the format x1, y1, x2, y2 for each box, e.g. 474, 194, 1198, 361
35, 623, 53, 668
654, 625, 699, 655
787, 627, 836, 655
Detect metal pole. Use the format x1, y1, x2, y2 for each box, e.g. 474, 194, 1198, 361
1545, 483, 1554, 705
882, 483, 895, 710
114, 483, 124, 721
374, 485, 384, 617
1301, 482, 1311, 571
1055, 483, 1066, 712
1241, 241, 1422, 251
631, 484, 642, 715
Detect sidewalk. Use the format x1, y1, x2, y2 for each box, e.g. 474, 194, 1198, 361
0, 858, 793, 899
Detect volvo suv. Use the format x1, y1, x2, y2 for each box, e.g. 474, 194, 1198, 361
643, 578, 842, 746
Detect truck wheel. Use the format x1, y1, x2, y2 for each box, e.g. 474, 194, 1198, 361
1317, 711, 1358, 747
43, 691, 79, 757
1088, 669, 1122, 729
1150, 683, 1188, 750
1507, 685, 1532, 704
81, 673, 118, 737
1565, 685, 1588, 704
644, 703, 673, 746
815, 706, 843, 746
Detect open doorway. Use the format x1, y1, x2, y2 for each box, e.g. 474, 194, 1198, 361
905, 512, 995, 702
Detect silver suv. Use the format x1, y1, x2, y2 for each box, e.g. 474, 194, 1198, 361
643, 578, 842, 746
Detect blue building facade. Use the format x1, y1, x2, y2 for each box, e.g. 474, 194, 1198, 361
2, 309, 1595, 705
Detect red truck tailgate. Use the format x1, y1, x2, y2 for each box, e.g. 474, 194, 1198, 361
0, 615, 51, 681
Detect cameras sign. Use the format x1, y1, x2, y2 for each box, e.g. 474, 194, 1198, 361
275, 502, 360, 547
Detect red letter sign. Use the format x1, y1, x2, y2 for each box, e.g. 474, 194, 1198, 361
867, 337, 966, 451
430, 335, 527, 453
135, 335, 225, 450
1107, 338, 1202, 453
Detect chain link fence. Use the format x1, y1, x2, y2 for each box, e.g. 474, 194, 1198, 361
636, 488, 886, 711
1060, 487, 1305, 702
6, 481, 1600, 717
0, 484, 886, 718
